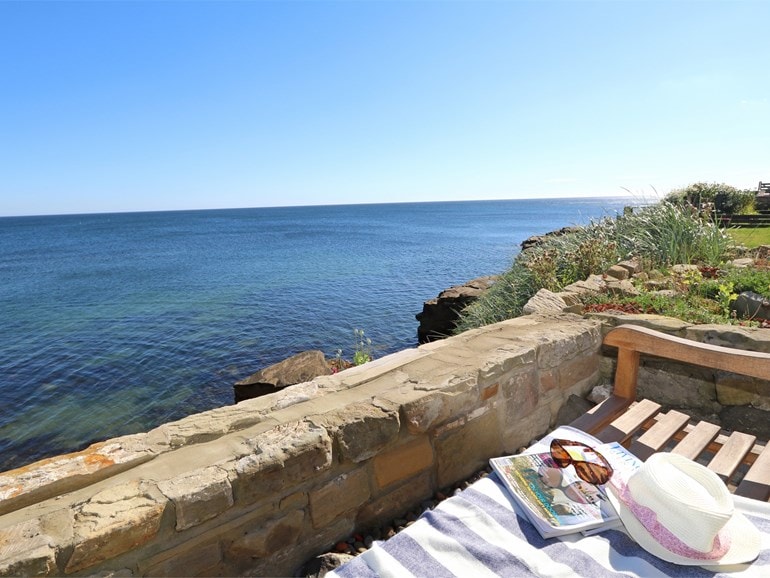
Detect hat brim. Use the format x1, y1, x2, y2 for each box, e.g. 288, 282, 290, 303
607, 482, 761, 567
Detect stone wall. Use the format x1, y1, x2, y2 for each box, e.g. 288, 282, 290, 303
0, 314, 603, 577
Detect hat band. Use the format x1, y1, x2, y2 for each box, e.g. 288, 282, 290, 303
613, 481, 731, 561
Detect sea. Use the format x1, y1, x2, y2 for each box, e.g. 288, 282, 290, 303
0, 197, 636, 471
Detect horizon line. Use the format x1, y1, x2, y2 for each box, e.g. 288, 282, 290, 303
0, 192, 648, 219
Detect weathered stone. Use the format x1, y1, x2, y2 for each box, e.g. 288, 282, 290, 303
550, 354, 601, 392
309, 469, 370, 529
604, 264, 630, 280
502, 368, 540, 419
357, 471, 433, 530
671, 264, 700, 275
146, 404, 268, 449
685, 324, 770, 353
729, 258, 755, 268
731, 291, 770, 321
65, 481, 166, 573
502, 405, 551, 454
522, 289, 568, 315
373, 436, 433, 489
588, 383, 612, 404
562, 274, 607, 296
416, 276, 498, 343
617, 260, 642, 275
555, 291, 583, 307
157, 465, 233, 531
228, 510, 304, 559
298, 552, 355, 578
715, 372, 770, 410
233, 421, 333, 504
235, 351, 331, 401
314, 403, 400, 463
0, 516, 64, 577
147, 541, 222, 577
587, 313, 690, 335
477, 344, 537, 382
606, 279, 640, 297
649, 289, 678, 298
247, 517, 355, 578
536, 329, 590, 369
637, 363, 720, 415
0, 434, 156, 517
720, 405, 770, 440
396, 377, 478, 434
554, 394, 594, 426
435, 409, 501, 488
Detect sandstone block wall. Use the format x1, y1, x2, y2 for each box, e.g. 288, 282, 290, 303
0, 314, 602, 577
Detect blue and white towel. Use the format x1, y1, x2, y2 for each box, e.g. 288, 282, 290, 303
330, 474, 770, 578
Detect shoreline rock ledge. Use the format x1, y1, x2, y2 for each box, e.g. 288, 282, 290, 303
415, 275, 498, 344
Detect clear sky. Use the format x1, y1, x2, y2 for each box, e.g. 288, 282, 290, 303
1, 0, 768, 216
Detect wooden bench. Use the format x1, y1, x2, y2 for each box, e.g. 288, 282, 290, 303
570, 324, 770, 502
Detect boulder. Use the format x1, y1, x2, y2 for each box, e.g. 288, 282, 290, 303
522, 289, 568, 315
234, 350, 332, 403
731, 291, 770, 321
416, 276, 497, 343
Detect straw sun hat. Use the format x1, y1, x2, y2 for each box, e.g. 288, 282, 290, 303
606, 452, 761, 567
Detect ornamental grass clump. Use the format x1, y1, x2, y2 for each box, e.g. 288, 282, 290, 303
455, 200, 737, 332
615, 201, 733, 268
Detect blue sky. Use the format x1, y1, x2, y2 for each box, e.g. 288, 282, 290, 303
1, 1, 768, 216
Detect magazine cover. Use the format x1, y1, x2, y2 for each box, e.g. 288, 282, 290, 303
490, 437, 641, 538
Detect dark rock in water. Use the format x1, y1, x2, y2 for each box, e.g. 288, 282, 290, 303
731, 291, 770, 321
297, 552, 354, 577
520, 226, 581, 252
234, 350, 331, 403
416, 276, 497, 344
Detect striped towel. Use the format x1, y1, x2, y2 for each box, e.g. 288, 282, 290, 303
330, 474, 770, 578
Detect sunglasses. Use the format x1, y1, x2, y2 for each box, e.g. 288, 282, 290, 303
549, 439, 614, 485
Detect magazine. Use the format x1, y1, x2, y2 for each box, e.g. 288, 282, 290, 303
490, 428, 641, 538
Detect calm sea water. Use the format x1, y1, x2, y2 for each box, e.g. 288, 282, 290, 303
0, 198, 633, 470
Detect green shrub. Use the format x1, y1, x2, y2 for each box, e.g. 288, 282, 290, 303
665, 182, 755, 214
725, 267, 770, 298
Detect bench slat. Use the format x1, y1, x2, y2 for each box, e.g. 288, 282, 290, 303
629, 410, 691, 461
671, 420, 722, 460
708, 431, 757, 482
569, 395, 634, 437
736, 443, 770, 501
596, 398, 660, 444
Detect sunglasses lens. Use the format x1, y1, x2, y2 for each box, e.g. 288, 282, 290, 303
549, 439, 614, 485
549, 440, 572, 467
574, 461, 612, 485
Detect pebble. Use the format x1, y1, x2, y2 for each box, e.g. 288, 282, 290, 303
334, 541, 349, 553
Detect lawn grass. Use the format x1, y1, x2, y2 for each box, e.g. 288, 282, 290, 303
727, 227, 770, 248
